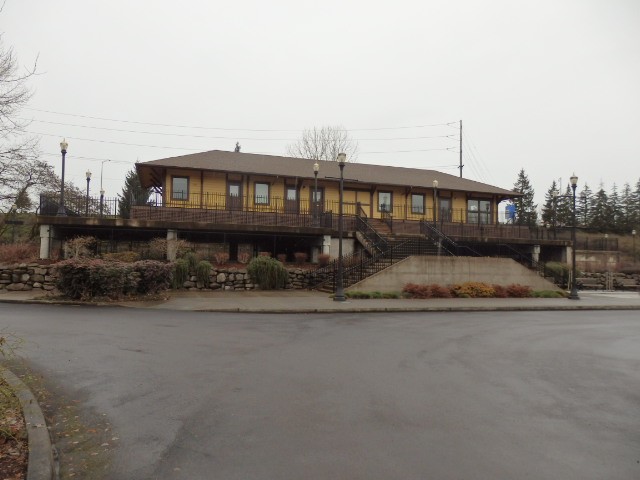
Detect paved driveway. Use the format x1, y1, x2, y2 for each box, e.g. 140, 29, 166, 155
1, 304, 639, 479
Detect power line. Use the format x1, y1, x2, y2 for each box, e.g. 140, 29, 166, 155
21, 118, 460, 142
27, 131, 202, 151
23, 106, 458, 133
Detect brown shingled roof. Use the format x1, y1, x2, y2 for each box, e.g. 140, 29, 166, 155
136, 150, 520, 197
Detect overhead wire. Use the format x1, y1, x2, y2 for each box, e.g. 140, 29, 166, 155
20, 117, 459, 142
23, 106, 458, 133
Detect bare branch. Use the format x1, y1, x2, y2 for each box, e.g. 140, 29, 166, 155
286, 125, 359, 162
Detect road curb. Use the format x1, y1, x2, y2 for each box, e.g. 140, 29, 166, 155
2, 296, 640, 314
1, 368, 57, 480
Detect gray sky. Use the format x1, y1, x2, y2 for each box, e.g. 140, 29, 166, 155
3, 0, 639, 208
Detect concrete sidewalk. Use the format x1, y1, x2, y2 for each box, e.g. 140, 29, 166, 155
2, 288, 640, 313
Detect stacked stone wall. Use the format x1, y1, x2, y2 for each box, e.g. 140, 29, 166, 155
0, 263, 57, 292
179, 267, 311, 291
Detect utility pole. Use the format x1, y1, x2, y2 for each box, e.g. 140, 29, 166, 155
458, 120, 463, 178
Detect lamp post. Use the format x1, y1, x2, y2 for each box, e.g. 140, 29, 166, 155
100, 188, 105, 217
632, 229, 637, 264
313, 161, 319, 225
57, 139, 68, 216
568, 174, 579, 300
432, 179, 438, 228
85, 170, 92, 215
334, 153, 346, 302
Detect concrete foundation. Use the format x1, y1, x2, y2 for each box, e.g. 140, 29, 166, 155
348, 256, 561, 292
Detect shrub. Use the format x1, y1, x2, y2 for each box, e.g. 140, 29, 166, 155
183, 251, 198, 271
402, 283, 431, 299
492, 284, 508, 298
402, 283, 453, 299
133, 260, 173, 294
147, 238, 168, 260
450, 282, 495, 298
247, 256, 288, 290
0, 243, 39, 263
425, 284, 449, 298
317, 253, 330, 266
505, 283, 533, 298
544, 261, 571, 286
102, 251, 140, 263
346, 291, 370, 299
533, 290, 566, 298
277, 253, 287, 263
213, 252, 230, 266
147, 238, 191, 260
237, 252, 251, 264
55, 258, 136, 300
172, 259, 190, 289
196, 260, 212, 286
294, 252, 308, 264
382, 292, 401, 299
64, 236, 96, 259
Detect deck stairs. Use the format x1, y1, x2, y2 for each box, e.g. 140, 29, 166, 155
309, 216, 450, 293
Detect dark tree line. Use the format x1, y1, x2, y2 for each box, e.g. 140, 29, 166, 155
514, 169, 640, 233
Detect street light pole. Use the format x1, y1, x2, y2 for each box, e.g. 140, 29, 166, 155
85, 170, 92, 216
569, 174, 580, 300
633, 229, 637, 264
313, 161, 319, 226
100, 188, 105, 217
334, 153, 347, 302
432, 179, 438, 229
57, 139, 68, 216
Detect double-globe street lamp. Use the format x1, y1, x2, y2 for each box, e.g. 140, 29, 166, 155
57, 139, 68, 216
313, 161, 319, 225
85, 170, 92, 215
334, 153, 347, 302
568, 174, 579, 300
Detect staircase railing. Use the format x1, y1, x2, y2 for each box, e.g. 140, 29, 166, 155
356, 216, 389, 253
420, 221, 481, 257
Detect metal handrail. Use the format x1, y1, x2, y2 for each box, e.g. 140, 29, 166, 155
420, 221, 469, 256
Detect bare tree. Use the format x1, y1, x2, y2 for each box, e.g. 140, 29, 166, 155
286, 125, 358, 162
0, 32, 50, 212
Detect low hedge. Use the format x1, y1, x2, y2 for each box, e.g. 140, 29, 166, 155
55, 259, 173, 300
402, 282, 536, 299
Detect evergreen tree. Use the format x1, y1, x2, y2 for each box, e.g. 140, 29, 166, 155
589, 184, 609, 232
513, 169, 537, 226
556, 184, 573, 227
631, 178, 640, 230
577, 183, 593, 227
608, 183, 620, 232
541, 180, 558, 226
118, 169, 152, 218
619, 183, 633, 232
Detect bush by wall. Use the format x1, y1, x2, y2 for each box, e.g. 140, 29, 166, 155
247, 256, 288, 290
133, 260, 173, 294
195, 260, 212, 286
55, 259, 172, 299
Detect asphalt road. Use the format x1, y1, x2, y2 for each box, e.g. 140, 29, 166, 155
1, 304, 639, 479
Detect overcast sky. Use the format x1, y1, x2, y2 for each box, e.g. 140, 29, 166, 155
3, 0, 639, 208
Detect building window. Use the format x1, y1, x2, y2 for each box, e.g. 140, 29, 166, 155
378, 191, 392, 213
255, 182, 270, 205
411, 193, 425, 214
286, 187, 297, 201
467, 199, 491, 224
172, 176, 189, 200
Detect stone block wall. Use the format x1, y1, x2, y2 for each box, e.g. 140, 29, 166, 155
178, 267, 311, 291
0, 263, 57, 292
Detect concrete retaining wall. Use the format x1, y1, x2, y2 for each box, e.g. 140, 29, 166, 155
348, 256, 561, 292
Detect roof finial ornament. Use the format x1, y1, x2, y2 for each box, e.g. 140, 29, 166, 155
234, 142, 241, 153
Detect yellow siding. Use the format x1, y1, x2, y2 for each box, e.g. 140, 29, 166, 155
160, 166, 502, 222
